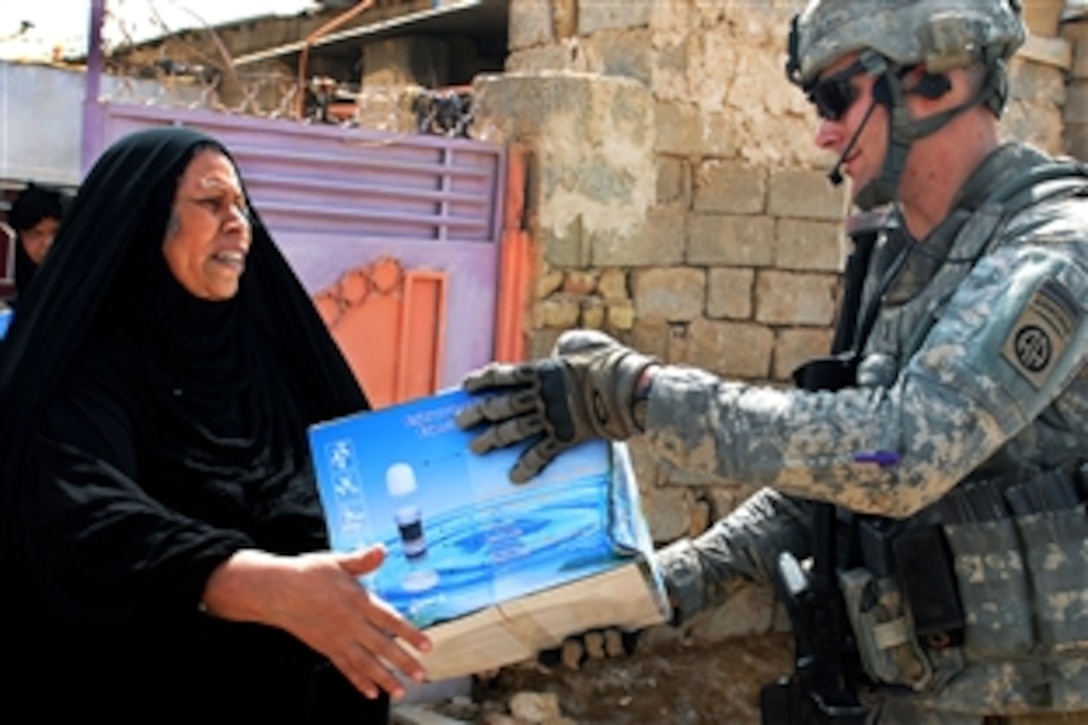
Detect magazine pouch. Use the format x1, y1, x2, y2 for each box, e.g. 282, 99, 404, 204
1014, 503, 1088, 651
942, 518, 1033, 659
839, 568, 933, 690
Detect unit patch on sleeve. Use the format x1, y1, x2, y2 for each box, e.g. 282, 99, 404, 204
1001, 278, 1083, 389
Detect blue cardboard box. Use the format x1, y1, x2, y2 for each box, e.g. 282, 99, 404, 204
308, 389, 670, 679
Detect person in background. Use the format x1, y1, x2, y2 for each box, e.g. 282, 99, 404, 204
457, 1, 1087, 722
0, 127, 431, 720
0, 183, 70, 341
7, 182, 69, 307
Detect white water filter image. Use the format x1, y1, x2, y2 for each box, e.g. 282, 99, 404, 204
387, 462, 426, 558
387, 462, 439, 593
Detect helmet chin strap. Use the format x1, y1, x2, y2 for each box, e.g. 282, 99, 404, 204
853, 62, 997, 212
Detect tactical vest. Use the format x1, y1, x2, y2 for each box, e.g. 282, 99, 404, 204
793, 158, 1088, 713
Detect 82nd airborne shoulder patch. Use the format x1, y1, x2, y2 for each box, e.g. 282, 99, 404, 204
1001, 278, 1083, 389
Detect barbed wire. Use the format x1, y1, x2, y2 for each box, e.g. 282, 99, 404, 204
96, 0, 474, 135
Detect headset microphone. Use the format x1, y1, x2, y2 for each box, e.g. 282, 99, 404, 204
829, 73, 949, 184
827, 98, 880, 185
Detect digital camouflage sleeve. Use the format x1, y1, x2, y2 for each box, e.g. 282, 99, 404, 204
652, 176, 1087, 624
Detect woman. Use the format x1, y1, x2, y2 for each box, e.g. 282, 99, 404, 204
0, 128, 430, 718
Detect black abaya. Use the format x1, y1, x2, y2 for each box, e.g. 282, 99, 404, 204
0, 128, 384, 718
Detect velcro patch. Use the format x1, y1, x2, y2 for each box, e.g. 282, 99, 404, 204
1001, 279, 1083, 389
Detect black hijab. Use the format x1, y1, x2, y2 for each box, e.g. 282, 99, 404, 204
0, 126, 369, 559
12, 231, 37, 302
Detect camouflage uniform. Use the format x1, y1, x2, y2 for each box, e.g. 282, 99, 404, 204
454, 2, 1087, 721
653, 142, 1088, 721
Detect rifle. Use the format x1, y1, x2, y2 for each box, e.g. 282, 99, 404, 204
760, 209, 894, 724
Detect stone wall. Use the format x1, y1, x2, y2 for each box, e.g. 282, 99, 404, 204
1064, 14, 1088, 159
470, 0, 1081, 688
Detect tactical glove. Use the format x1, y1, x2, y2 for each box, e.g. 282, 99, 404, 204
456, 330, 656, 483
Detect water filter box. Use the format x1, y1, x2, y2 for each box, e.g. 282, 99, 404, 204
308, 388, 670, 679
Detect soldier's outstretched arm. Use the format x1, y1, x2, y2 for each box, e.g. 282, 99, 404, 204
642, 237, 1087, 518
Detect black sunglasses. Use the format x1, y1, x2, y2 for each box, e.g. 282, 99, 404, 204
807, 61, 868, 121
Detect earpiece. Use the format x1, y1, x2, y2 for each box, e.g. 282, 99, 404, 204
913, 73, 951, 100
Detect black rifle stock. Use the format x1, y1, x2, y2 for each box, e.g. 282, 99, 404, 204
761, 211, 891, 724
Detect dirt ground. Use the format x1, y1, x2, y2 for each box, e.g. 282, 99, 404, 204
467, 634, 795, 724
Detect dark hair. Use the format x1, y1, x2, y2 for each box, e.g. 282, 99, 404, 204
8, 183, 69, 233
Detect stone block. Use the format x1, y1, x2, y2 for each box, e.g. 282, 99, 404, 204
630, 318, 671, 359
633, 267, 706, 322
686, 319, 774, 379
642, 485, 693, 544
552, 0, 578, 39
689, 585, 778, 641
581, 297, 606, 329
775, 218, 845, 272
657, 155, 689, 206
592, 209, 685, 267
693, 160, 767, 214
666, 321, 691, 364
650, 32, 688, 101
774, 328, 835, 382
654, 100, 704, 155
1074, 37, 1088, 79
626, 434, 661, 490
1021, 0, 1064, 37
1009, 56, 1067, 106
767, 169, 847, 220
578, 0, 653, 35
562, 269, 598, 295
699, 110, 743, 158
536, 268, 564, 298
536, 294, 582, 329
687, 214, 775, 267
528, 328, 562, 359
706, 267, 755, 320
1064, 121, 1088, 161
504, 45, 574, 74
540, 214, 589, 267
606, 301, 636, 330
755, 271, 838, 326
473, 74, 655, 262
582, 29, 654, 86
705, 483, 763, 521
597, 267, 629, 301
1065, 82, 1088, 124
362, 37, 450, 87
1002, 95, 1065, 156
509, 692, 562, 722
508, 0, 554, 50
1063, 18, 1088, 43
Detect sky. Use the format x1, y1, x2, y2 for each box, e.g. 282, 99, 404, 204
0, 0, 317, 61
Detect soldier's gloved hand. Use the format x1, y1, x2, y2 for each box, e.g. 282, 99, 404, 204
456, 330, 656, 483
538, 628, 643, 671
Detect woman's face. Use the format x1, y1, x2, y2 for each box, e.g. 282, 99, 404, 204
162, 149, 251, 301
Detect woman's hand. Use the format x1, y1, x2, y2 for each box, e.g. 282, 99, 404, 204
202, 545, 432, 700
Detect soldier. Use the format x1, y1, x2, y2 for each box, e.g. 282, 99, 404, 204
457, 1, 1087, 723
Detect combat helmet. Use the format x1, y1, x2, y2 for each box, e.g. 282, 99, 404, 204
788, 0, 1024, 92
786, 0, 1026, 207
